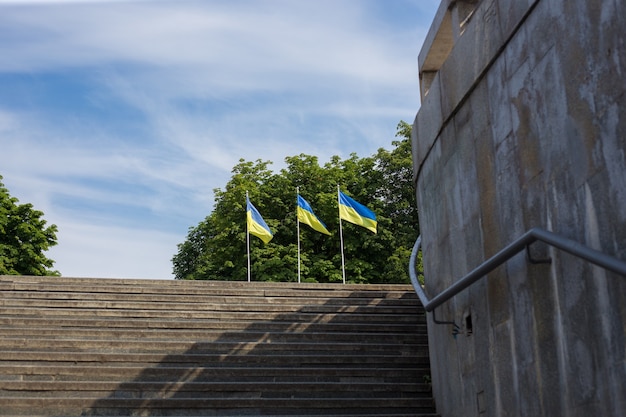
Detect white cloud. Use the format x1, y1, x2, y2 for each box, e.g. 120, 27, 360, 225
48, 220, 180, 279
0, 0, 439, 279
0, 1, 422, 90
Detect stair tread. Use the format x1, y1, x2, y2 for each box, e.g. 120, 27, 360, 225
0, 276, 436, 416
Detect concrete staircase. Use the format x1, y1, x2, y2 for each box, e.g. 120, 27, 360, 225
0, 275, 437, 416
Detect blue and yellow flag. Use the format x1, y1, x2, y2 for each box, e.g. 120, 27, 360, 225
297, 195, 331, 235
338, 191, 377, 234
246, 197, 273, 244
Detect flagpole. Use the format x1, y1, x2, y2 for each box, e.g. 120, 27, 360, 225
338, 185, 346, 284
246, 191, 251, 283
296, 187, 301, 283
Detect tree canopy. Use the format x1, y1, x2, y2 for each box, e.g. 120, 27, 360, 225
0, 175, 59, 276
172, 121, 419, 284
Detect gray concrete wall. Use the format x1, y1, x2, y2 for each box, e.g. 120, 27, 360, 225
412, 0, 626, 416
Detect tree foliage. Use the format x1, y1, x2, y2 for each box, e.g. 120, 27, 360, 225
172, 121, 419, 283
0, 175, 59, 276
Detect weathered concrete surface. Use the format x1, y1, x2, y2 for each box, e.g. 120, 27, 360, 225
412, 0, 626, 416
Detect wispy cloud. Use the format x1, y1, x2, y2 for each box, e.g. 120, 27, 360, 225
0, 0, 438, 278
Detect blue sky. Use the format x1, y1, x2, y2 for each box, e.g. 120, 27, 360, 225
0, 0, 439, 279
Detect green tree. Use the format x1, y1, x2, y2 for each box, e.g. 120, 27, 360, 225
371, 121, 420, 282
172, 122, 419, 283
0, 175, 59, 276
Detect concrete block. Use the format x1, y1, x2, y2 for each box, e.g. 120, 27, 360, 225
438, 0, 503, 120
412, 72, 443, 182
496, 0, 537, 42
418, 0, 454, 74
486, 57, 513, 144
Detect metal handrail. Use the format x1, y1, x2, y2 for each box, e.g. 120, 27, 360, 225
409, 227, 626, 313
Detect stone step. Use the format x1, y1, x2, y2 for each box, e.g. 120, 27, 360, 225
0, 276, 416, 291
0, 289, 420, 304
1, 415, 439, 417
0, 298, 420, 315
0, 327, 426, 345
0, 380, 432, 397
0, 306, 424, 323
0, 397, 437, 416
0, 316, 426, 333
0, 279, 420, 306
0, 283, 416, 305
0, 338, 427, 356
0, 415, 439, 417
0, 364, 425, 383
0, 350, 429, 367
0, 277, 437, 416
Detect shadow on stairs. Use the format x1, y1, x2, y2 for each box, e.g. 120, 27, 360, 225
0, 276, 439, 416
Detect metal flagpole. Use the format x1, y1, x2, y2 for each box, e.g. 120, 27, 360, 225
296, 187, 301, 283
246, 191, 251, 283
337, 185, 346, 284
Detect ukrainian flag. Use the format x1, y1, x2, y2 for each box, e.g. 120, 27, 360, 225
297, 195, 331, 235
246, 197, 273, 244
338, 191, 377, 234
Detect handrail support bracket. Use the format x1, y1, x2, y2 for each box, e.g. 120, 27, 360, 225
526, 242, 552, 264
409, 228, 626, 338
432, 308, 460, 336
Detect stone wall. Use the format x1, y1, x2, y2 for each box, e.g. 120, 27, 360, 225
412, 0, 626, 416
